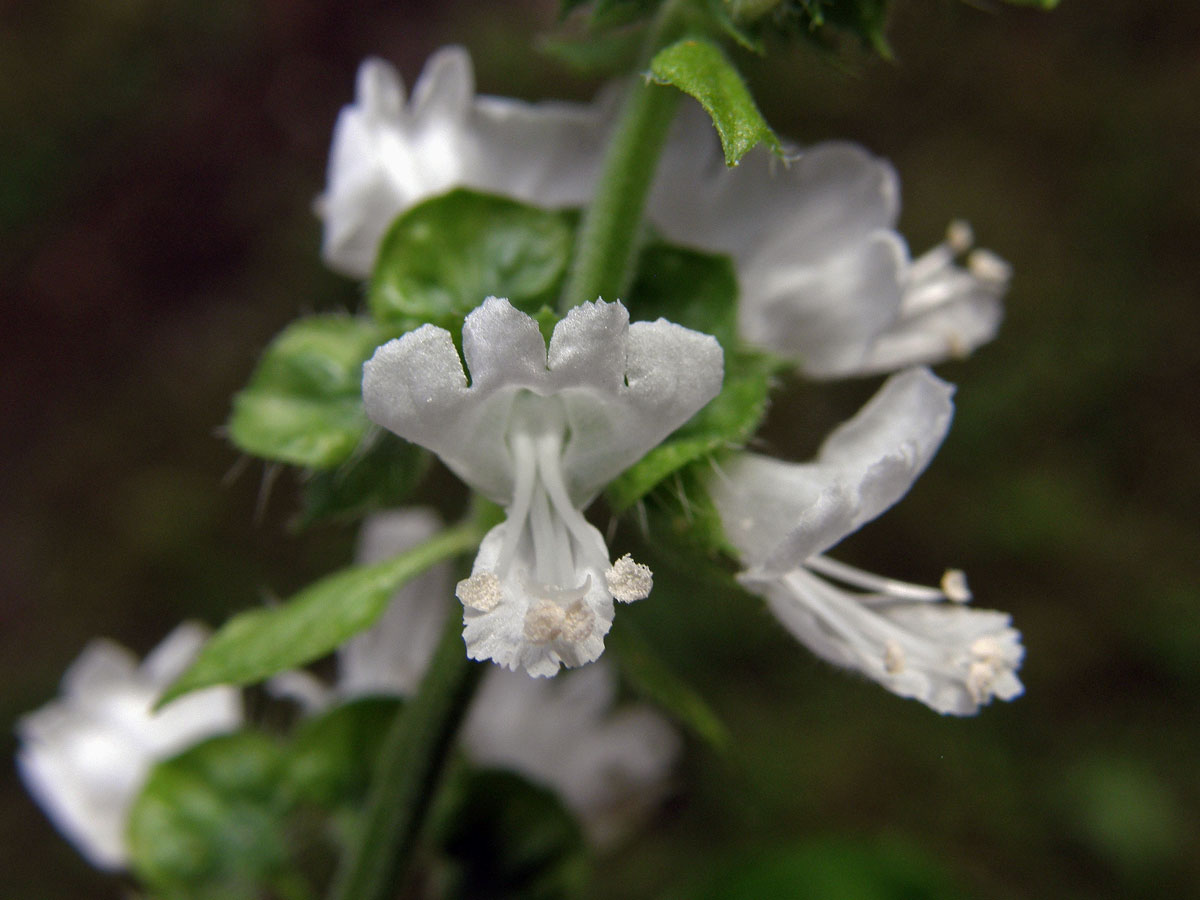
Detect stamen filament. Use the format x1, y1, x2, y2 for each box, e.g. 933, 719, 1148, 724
805, 555, 948, 603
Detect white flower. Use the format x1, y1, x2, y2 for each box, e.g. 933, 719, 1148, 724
318, 51, 1007, 380
707, 368, 1023, 715
462, 664, 680, 847
649, 107, 1010, 378
274, 508, 681, 844
319, 47, 610, 277
16, 624, 243, 869
362, 297, 722, 676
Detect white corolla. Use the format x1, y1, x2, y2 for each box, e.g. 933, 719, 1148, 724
17, 624, 242, 869
707, 368, 1023, 714
318, 47, 610, 278
362, 297, 723, 676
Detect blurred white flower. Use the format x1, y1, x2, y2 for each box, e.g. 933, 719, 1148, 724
274, 508, 681, 845
318, 47, 610, 277
318, 51, 1007, 379
362, 297, 722, 676
707, 368, 1023, 715
462, 663, 679, 847
649, 108, 1010, 378
16, 624, 242, 869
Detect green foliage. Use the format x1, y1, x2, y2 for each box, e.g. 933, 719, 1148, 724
288, 698, 404, 810
649, 37, 781, 166
159, 522, 483, 705
608, 242, 781, 514
127, 732, 296, 900
296, 430, 428, 529
369, 190, 575, 330
667, 837, 970, 900
608, 620, 729, 749
228, 316, 395, 469
435, 770, 591, 899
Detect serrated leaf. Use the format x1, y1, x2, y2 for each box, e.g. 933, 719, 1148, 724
369, 190, 575, 328
127, 732, 293, 900
607, 621, 728, 749
649, 37, 780, 166
159, 522, 483, 705
435, 769, 591, 900
228, 316, 393, 469
296, 430, 429, 528
287, 697, 404, 809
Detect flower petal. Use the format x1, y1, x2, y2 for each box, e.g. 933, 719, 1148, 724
709, 367, 954, 572
461, 295, 551, 389
461, 521, 614, 677
365, 298, 722, 506
338, 509, 452, 697
461, 662, 680, 846
739, 231, 907, 376
17, 626, 242, 869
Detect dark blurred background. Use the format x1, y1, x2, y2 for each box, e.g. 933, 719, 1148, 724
2, 1, 1198, 897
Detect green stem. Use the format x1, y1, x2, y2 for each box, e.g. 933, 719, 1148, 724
328, 549, 485, 900
559, 0, 695, 311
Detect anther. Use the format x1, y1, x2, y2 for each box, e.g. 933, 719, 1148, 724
883, 639, 906, 675
967, 249, 1012, 283
523, 600, 564, 643
966, 660, 996, 704
946, 219, 974, 254
457, 573, 502, 612
606, 554, 653, 603
941, 569, 971, 603
561, 600, 595, 642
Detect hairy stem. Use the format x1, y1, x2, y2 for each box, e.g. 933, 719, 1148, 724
560, 0, 695, 310
328, 540, 484, 900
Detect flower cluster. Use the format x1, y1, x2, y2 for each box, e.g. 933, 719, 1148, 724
338, 46, 1023, 703
19, 36, 1026, 887
321, 49, 1010, 379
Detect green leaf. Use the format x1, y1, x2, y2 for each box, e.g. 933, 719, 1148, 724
607, 620, 729, 749
369, 190, 575, 329
627, 241, 739, 345
435, 769, 591, 900
649, 37, 780, 166
127, 732, 295, 900
288, 697, 404, 809
296, 430, 429, 528
608, 241, 782, 513
228, 316, 394, 469
159, 521, 483, 705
